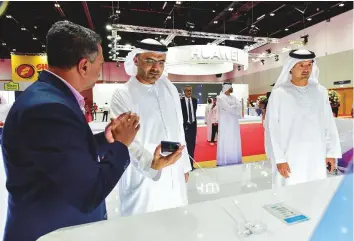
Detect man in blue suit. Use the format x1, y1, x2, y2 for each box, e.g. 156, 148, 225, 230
2, 21, 140, 241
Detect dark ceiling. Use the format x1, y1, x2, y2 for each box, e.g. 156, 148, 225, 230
0, 1, 352, 61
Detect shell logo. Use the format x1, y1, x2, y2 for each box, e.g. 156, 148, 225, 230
16, 64, 35, 79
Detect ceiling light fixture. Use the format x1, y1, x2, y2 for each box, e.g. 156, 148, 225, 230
162, 2, 167, 9
270, 13, 275, 16
339, 3, 345, 7
106, 25, 112, 30
257, 14, 265, 21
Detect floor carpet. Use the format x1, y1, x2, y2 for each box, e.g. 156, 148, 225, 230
194, 123, 266, 167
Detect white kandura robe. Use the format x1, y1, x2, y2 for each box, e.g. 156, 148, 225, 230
111, 76, 192, 216
216, 93, 243, 165
265, 82, 342, 188
204, 103, 213, 141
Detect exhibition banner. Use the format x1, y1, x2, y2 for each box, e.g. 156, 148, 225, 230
11, 54, 48, 82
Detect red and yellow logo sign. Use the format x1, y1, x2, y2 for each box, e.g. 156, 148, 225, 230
11, 54, 48, 82
16, 64, 35, 79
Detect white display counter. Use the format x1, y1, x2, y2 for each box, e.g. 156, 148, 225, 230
38, 176, 344, 241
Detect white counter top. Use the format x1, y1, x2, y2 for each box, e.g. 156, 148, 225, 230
39, 176, 343, 241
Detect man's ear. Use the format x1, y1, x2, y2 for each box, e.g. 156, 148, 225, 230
78, 58, 89, 77
133, 56, 139, 66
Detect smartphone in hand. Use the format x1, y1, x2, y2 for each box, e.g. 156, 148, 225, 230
161, 141, 180, 154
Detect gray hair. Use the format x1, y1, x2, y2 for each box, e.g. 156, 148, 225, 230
46, 21, 102, 69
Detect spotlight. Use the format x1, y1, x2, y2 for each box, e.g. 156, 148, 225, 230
176, 1, 181, 5
32, 37, 37, 40
107, 35, 112, 40
42, 45, 45, 47
270, 13, 275, 16
285, 28, 289, 31
229, 8, 233, 11
339, 3, 344, 7
5, 15, 11, 18
108, 44, 112, 47
106, 25, 112, 30
212, 10, 216, 13
116, 10, 121, 14
275, 55, 279, 61
307, 18, 312, 21
214, 21, 218, 24
54, 4, 60, 8
1, 43, 6, 46
186, 21, 195, 29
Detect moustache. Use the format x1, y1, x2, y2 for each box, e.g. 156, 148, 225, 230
149, 72, 160, 75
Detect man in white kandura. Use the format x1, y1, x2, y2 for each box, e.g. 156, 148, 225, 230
110, 39, 191, 216
217, 83, 243, 165
265, 49, 341, 188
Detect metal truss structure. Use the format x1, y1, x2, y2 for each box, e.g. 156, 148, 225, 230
110, 24, 303, 64
111, 24, 279, 52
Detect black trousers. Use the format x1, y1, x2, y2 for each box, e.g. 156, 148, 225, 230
184, 122, 197, 170
211, 124, 218, 142
102, 111, 108, 122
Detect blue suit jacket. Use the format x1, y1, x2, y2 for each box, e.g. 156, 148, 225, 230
2, 71, 130, 241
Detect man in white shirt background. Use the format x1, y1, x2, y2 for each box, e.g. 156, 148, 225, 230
180, 85, 198, 171
102, 102, 110, 122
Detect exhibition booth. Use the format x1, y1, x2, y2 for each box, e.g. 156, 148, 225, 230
0, 2, 353, 241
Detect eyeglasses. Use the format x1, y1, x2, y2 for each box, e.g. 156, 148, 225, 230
142, 58, 166, 66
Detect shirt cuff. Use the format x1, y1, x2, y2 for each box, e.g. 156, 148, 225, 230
275, 158, 287, 164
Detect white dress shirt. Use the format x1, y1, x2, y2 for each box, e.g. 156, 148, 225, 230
184, 97, 195, 123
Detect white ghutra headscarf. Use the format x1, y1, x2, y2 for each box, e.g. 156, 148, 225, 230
124, 38, 168, 77
273, 49, 319, 89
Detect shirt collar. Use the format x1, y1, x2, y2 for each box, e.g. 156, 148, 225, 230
44, 70, 85, 109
